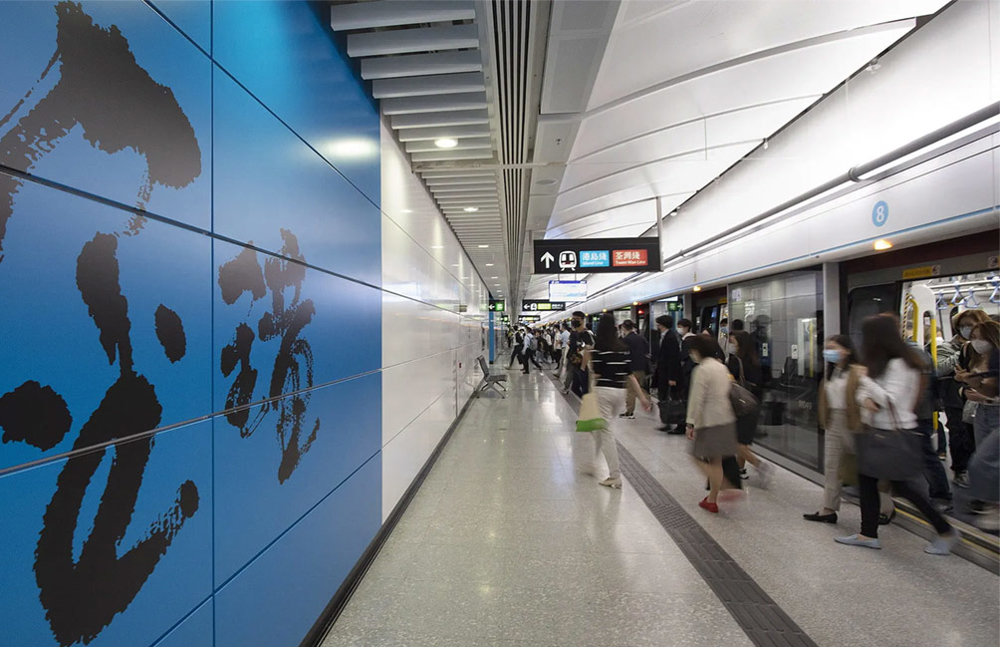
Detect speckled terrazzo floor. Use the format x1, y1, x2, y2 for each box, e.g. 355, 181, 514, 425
322, 362, 1000, 647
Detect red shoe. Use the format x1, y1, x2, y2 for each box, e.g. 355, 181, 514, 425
699, 497, 719, 513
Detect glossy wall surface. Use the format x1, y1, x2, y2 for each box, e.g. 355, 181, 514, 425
379, 121, 489, 521
0, 2, 383, 646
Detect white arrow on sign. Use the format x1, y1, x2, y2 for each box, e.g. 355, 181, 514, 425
540, 251, 555, 269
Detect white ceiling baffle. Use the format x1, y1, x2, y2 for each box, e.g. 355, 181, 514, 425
330, 0, 551, 304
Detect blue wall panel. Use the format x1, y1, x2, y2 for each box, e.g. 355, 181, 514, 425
212, 0, 381, 205
0, 181, 212, 470
149, 0, 212, 53
151, 599, 213, 647
213, 373, 381, 583
0, 420, 213, 647
212, 238, 381, 412
0, 1, 382, 645
214, 456, 381, 647
213, 71, 382, 287
0, 0, 212, 231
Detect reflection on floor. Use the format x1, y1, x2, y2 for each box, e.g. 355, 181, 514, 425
322, 365, 1000, 647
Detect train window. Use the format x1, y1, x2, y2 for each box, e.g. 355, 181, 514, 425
847, 285, 898, 354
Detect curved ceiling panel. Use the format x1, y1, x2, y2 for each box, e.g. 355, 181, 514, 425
572, 24, 913, 160
588, 0, 948, 109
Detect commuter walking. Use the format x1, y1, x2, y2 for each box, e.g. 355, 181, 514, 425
522, 328, 542, 372
937, 309, 990, 485
836, 316, 957, 554
556, 323, 571, 372
620, 320, 650, 420
726, 331, 773, 486
655, 315, 685, 433
508, 328, 525, 370
566, 312, 595, 397
685, 335, 739, 513
584, 312, 651, 489
959, 320, 999, 531
805, 335, 871, 523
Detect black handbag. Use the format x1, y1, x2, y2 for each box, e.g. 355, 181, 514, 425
730, 382, 759, 418
659, 389, 686, 425
855, 402, 922, 481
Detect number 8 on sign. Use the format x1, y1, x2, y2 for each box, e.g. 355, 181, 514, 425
872, 201, 889, 227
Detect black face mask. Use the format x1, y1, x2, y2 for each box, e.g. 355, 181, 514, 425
572, 319, 582, 328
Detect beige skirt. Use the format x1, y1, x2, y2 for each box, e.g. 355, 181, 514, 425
691, 422, 738, 459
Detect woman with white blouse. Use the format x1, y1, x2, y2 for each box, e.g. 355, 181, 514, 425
835, 316, 957, 555
685, 335, 739, 513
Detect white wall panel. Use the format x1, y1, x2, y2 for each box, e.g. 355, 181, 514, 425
380, 121, 488, 519
381, 391, 455, 521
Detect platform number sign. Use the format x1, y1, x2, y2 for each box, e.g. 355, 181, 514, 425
872, 201, 889, 227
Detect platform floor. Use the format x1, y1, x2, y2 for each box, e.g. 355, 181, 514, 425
322, 364, 1000, 647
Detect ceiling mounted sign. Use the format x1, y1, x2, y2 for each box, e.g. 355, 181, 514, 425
533, 237, 662, 274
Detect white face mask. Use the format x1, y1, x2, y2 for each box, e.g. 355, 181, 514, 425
971, 339, 992, 355
960, 326, 973, 339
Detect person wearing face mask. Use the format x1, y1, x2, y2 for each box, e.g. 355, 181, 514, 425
957, 320, 1000, 447
726, 331, 773, 486
937, 309, 990, 487
718, 318, 730, 361
962, 321, 1000, 530
685, 336, 739, 513
805, 336, 863, 522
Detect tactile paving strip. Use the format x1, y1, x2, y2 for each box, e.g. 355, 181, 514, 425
616, 443, 820, 647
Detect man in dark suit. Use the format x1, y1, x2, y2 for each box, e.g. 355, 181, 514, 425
655, 315, 685, 433
620, 320, 650, 419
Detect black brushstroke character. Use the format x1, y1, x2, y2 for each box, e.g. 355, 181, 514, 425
0, 3, 203, 644
0, 1, 202, 263
0, 234, 199, 646
218, 230, 319, 483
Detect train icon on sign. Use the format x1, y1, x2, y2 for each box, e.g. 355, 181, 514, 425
559, 251, 577, 271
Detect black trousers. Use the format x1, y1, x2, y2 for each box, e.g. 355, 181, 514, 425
524, 348, 542, 369
859, 473, 951, 538
507, 345, 523, 369
945, 406, 976, 473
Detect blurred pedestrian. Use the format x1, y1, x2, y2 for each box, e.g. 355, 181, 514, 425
685, 335, 739, 513
836, 316, 957, 554
584, 312, 651, 489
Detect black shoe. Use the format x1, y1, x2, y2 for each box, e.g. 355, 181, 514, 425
666, 427, 685, 435
739, 468, 749, 480
657, 425, 673, 432
878, 509, 896, 526
803, 511, 838, 523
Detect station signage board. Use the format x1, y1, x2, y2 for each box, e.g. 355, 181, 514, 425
488, 299, 505, 312
521, 300, 566, 312
549, 280, 588, 302
533, 237, 661, 274
519, 315, 540, 323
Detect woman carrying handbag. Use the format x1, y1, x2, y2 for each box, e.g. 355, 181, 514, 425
835, 316, 957, 555
579, 313, 651, 489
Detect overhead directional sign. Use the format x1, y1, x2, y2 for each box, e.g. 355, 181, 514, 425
489, 299, 505, 312
522, 300, 566, 312
533, 237, 661, 274
519, 315, 540, 323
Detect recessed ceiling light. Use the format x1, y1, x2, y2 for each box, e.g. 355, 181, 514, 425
491, 276, 499, 279
485, 263, 494, 267
451, 264, 460, 267
435, 138, 458, 149
431, 245, 444, 249
874, 239, 893, 251
478, 244, 489, 248
693, 286, 702, 292
400, 209, 413, 214
463, 207, 479, 213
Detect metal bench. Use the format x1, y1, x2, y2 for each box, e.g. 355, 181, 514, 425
476, 355, 508, 398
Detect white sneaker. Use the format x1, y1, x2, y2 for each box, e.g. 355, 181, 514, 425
599, 476, 622, 489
